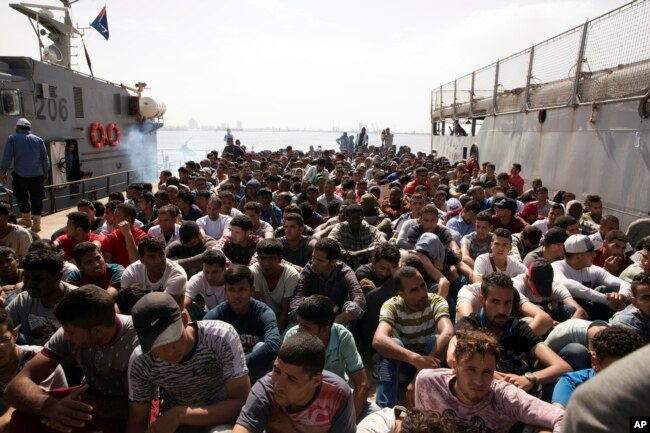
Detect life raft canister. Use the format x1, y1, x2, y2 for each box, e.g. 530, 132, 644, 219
90, 122, 106, 148
107, 123, 121, 147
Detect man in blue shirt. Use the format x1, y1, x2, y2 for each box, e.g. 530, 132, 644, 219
0, 118, 49, 232
552, 325, 643, 408
204, 264, 281, 383
284, 295, 377, 421
446, 200, 480, 238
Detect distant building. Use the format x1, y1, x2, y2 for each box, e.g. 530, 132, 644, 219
236, 120, 243, 130
188, 118, 198, 129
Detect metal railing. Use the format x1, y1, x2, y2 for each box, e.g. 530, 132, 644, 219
431, 0, 650, 121
0, 158, 190, 216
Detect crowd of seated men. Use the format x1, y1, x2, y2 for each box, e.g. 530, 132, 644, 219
0, 141, 648, 433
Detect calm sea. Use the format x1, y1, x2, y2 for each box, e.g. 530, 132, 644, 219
157, 129, 432, 167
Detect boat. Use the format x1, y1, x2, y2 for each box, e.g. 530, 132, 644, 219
0, 1, 164, 210
430, 0, 650, 229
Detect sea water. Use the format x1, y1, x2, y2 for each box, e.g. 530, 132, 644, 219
157, 129, 432, 169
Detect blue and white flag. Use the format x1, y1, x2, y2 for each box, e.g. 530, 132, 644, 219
90, 6, 109, 40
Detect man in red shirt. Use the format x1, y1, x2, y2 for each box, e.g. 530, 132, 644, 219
593, 230, 631, 277
403, 167, 430, 196
101, 203, 147, 268
508, 163, 525, 196
54, 211, 103, 262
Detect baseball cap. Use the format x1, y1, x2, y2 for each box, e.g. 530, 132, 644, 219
415, 233, 445, 264
528, 260, 553, 298
544, 228, 569, 246
131, 292, 184, 353
494, 198, 517, 213
446, 198, 462, 214
519, 202, 539, 218
15, 118, 31, 128
564, 234, 595, 253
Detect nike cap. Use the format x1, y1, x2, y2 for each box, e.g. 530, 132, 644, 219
131, 292, 184, 353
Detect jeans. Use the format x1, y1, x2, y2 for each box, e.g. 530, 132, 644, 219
357, 401, 381, 423
375, 335, 437, 408
575, 285, 619, 321
447, 275, 468, 322
550, 303, 577, 323
358, 280, 396, 347
247, 342, 274, 384
558, 342, 591, 371
12, 172, 45, 214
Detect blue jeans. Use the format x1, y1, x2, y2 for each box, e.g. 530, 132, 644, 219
357, 401, 381, 423
375, 335, 437, 408
558, 342, 591, 371
447, 275, 468, 322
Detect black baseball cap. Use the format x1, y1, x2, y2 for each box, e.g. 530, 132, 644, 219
131, 292, 184, 353
528, 259, 554, 298
544, 228, 569, 246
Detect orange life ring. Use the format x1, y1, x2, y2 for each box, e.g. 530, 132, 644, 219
107, 123, 121, 147
90, 122, 106, 148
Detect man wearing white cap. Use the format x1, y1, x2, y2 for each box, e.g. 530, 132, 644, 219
551, 234, 631, 321
0, 118, 49, 232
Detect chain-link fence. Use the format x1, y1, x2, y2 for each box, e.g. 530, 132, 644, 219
579, 0, 650, 102
432, 0, 650, 120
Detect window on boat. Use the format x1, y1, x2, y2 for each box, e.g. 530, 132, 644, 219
0, 90, 21, 116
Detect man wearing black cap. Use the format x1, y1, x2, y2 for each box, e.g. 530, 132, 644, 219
0, 118, 49, 232
491, 198, 527, 234
513, 259, 588, 322
127, 292, 250, 433
554, 215, 580, 236
523, 227, 569, 267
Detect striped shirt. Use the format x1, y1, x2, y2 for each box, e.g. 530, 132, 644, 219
379, 293, 449, 352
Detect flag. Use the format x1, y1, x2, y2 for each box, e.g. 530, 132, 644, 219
90, 6, 109, 40
83, 42, 94, 77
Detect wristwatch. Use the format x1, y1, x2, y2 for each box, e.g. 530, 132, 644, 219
524, 372, 538, 385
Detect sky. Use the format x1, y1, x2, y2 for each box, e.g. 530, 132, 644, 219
0, 0, 624, 132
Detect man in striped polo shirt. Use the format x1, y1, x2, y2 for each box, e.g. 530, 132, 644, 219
372, 266, 454, 408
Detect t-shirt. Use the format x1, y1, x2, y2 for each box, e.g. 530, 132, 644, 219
235, 370, 356, 433
379, 293, 449, 353
6, 283, 76, 345
56, 232, 104, 261
512, 274, 573, 306
491, 215, 527, 234
253, 221, 274, 239
473, 253, 527, 279
356, 407, 399, 433
415, 369, 564, 433
0, 345, 67, 415
551, 260, 633, 303
250, 263, 299, 315
281, 236, 315, 268
544, 319, 594, 353
552, 368, 595, 407
128, 320, 248, 413
0, 224, 32, 261
43, 315, 139, 397
457, 282, 527, 314
100, 226, 148, 268
196, 214, 231, 240
203, 299, 281, 357
460, 232, 493, 260
147, 224, 180, 246
185, 271, 225, 310
120, 259, 187, 296
284, 323, 363, 381
456, 312, 542, 362
64, 263, 124, 290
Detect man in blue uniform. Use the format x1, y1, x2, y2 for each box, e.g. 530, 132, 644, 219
0, 118, 49, 232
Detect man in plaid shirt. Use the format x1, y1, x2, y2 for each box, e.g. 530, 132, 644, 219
330, 204, 385, 266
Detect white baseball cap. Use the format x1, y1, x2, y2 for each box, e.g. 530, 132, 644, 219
15, 118, 31, 128
564, 234, 595, 253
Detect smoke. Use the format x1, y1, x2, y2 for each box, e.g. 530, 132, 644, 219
120, 124, 160, 184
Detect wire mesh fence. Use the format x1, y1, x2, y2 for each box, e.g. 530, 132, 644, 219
432, 0, 650, 119
578, 0, 650, 102
529, 26, 583, 108
495, 49, 530, 113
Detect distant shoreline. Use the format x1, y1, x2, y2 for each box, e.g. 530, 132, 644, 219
162, 127, 430, 135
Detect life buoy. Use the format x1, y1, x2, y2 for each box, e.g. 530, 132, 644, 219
90, 122, 106, 148
107, 123, 121, 147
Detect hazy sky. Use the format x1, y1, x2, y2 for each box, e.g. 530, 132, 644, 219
1, 0, 622, 131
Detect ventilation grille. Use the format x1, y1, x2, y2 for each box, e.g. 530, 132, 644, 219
73, 87, 84, 118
